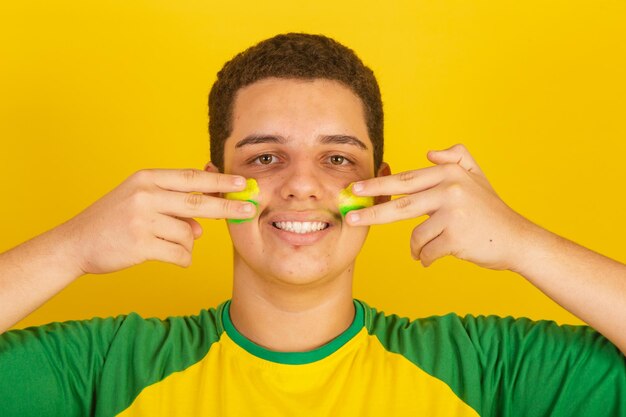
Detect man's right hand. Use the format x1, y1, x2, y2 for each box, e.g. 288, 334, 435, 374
61, 169, 255, 275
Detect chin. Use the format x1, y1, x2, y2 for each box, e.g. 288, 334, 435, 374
234, 251, 340, 288
267, 263, 337, 287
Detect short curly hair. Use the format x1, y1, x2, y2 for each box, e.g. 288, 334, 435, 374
208, 33, 384, 171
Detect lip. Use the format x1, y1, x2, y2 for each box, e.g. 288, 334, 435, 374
263, 210, 339, 247
266, 210, 337, 224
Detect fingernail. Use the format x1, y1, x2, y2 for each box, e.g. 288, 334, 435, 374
352, 182, 364, 193
348, 212, 360, 223
240, 203, 254, 213
233, 176, 246, 186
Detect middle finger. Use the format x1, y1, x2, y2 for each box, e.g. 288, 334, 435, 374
346, 186, 441, 226
156, 189, 256, 220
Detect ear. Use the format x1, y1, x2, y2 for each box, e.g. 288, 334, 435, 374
374, 162, 391, 205
204, 161, 220, 173
203, 161, 221, 197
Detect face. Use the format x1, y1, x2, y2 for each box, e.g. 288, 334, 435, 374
213, 77, 387, 287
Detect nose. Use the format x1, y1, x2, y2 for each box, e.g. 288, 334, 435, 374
279, 160, 324, 202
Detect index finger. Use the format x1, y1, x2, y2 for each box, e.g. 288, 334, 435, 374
145, 169, 247, 194
352, 165, 444, 197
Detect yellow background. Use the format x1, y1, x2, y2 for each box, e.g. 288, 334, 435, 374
1, 1, 624, 329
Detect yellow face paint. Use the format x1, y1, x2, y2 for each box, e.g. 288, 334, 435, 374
338, 183, 374, 217
224, 178, 260, 223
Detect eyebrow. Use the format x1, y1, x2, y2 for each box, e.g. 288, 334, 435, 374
235, 134, 368, 150
235, 135, 286, 148
319, 134, 368, 150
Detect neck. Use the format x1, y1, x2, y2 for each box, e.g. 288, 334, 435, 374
229, 258, 356, 352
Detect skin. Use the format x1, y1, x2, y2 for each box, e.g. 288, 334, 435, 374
0, 168, 255, 333
1, 76, 623, 357
202, 77, 626, 355
346, 145, 626, 354
205, 78, 389, 351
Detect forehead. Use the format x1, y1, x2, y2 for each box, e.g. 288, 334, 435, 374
226, 78, 372, 150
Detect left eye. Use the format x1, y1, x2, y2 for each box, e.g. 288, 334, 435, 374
254, 154, 275, 165
329, 155, 348, 165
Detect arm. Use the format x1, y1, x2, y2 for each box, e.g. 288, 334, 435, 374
511, 222, 626, 354
0, 223, 85, 333
0, 168, 254, 333
347, 143, 626, 355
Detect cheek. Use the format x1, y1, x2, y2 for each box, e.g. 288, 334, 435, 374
227, 221, 259, 249
255, 177, 280, 202
340, 226, 370, 256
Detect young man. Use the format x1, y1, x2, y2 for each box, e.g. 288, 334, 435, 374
0, 33, 624, 416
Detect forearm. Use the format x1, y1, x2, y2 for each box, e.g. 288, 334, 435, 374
511, 221, 626, 355
0, 223, 84, 333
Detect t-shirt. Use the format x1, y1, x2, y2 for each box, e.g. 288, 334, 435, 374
0, 299, 624, 416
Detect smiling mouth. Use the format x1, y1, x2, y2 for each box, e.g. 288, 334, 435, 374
272, 221, 330, 234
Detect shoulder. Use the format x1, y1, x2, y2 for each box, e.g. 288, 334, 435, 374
356, 298, 625, 414
1, 302, 227, 356
357, 299, 620, 362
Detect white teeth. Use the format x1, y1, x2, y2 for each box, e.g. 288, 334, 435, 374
273, 221, 329, 234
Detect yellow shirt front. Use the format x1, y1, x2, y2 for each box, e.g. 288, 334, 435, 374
118, 300, 478, 416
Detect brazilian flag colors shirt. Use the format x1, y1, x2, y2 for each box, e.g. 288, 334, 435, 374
1, 299, 624, 416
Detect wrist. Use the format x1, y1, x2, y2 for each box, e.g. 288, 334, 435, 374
505, 215, 555, 278
45, 221, 88, 280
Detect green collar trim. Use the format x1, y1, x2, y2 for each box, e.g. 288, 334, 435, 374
222, 299, 364, 365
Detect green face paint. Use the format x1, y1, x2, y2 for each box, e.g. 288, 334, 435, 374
338, 183, 374, 217
225, 178, 260, 224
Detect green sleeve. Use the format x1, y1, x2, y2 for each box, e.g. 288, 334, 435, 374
0, 316, 127, 417
368, 308, 625, 417
0, 308, 222, 417
464, 315, 626, 416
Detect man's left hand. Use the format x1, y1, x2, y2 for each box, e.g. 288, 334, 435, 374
346, 143, 535, 270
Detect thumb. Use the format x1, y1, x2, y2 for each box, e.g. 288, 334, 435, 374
427, 143, 485, 176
